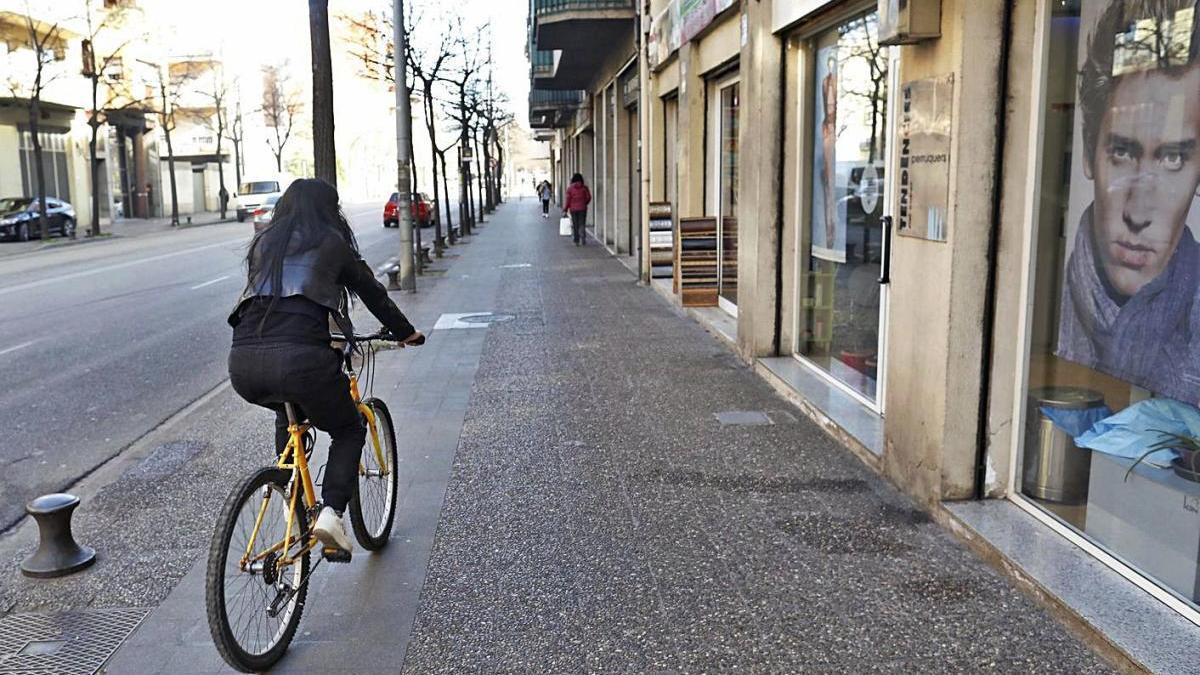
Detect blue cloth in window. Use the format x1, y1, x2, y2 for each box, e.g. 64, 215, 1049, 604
1040, 404, 1112, 439
1074, 398, 1200, 465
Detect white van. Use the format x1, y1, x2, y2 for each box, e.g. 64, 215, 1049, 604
233, 176, 294, 222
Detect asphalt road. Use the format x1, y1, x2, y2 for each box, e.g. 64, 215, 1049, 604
0, 202, 401, 531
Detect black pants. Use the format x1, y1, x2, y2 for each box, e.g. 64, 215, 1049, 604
570, 210, 587, 244
229, 343, 364, 512
541, 199, 550, 214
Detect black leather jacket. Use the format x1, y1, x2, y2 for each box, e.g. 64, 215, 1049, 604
228, 232, 416, 340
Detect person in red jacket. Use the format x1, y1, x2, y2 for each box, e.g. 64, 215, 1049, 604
562, 173, 592, 246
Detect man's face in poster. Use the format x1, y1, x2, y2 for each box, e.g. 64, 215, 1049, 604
1085, 64, 1200, 297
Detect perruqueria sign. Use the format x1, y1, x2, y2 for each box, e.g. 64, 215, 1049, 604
897, 74, 953, 242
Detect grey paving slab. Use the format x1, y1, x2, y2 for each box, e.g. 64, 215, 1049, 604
400, 201, 1114, 673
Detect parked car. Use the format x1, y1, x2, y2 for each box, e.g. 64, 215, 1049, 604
0, 197, 76, 241
251, 195, 281, 231
383, 192, 434, 228
234, 176, 292, 222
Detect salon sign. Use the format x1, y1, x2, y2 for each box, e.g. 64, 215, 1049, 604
897, 73, 953, 242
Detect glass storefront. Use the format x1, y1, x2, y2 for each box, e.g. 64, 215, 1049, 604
798, 11, 890, 404
1021, 0, 1200, 611
719, 82, 740, 309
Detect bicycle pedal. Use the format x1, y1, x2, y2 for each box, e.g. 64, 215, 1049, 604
322, 547, 352, 563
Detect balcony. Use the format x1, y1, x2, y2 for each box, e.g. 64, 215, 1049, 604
531, 47, 556, 81
530, 0, 634, 89
533, 0, 635, 48
529, 89, 583, 130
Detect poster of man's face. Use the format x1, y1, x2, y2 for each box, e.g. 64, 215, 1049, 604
1057, 1, 1200, 403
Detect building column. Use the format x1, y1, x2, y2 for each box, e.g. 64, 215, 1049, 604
675, 43, 705, 219
614, 92, 631, 254
735, 0, 785, 359
132, 130, 148, 218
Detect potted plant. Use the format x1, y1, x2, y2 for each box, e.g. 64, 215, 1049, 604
1125, 431, 1200, 483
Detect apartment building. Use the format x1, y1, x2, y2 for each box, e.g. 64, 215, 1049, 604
530, 0, 1200, 664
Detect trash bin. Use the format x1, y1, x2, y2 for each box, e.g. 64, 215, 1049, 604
1022, 386, 1106, 504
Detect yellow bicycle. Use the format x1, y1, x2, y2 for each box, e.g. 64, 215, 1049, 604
204, 330, 418, 672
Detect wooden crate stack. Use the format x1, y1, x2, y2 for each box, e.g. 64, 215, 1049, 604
675, 216, 719, 307
648, 201, 674, 279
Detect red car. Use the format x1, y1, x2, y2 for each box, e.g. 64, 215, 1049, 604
384, 192, 433, 228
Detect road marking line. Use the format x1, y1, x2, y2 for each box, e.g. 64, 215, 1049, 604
0, 238, 245, 298
0, 339, 38, 356
189, 275, 231, 290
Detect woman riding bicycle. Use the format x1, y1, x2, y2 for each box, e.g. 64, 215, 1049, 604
227, 178, 422, 553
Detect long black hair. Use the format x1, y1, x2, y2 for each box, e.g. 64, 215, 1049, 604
244, 178, 358, 326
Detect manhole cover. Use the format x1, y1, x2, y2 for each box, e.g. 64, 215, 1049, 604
0, 608, 147, 674
458, 313, 514, 325
714, 411, 773, 426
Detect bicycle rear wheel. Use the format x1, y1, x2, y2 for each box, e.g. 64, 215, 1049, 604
349, 397, 398, 550
206, 467, 310, 673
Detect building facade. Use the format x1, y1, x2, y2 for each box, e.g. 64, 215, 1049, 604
530, 0, 1200, 656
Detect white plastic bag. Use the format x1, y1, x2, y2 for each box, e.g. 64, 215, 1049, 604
559, 216, 572, 236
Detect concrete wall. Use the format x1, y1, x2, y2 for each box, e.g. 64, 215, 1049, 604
881, 0, 1005, 502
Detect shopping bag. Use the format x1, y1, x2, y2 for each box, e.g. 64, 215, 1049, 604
559, 216, 572, 236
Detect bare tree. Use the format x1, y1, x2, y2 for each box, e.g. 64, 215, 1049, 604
341, 6, 459, 250
142, 58, 199, 226
5, 6, 64, 240
81, 0, 139, 237
228, 82, 245, 188
260, 64, 302, 173
197, 64, 231, 219
309, 0, 337, 186
440, 21, 486, 234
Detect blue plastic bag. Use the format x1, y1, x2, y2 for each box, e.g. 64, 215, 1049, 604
1074, 398, 1200, 465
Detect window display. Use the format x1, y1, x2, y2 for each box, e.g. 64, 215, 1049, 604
798, 11, 890, 404
1023, 0, 1200, 611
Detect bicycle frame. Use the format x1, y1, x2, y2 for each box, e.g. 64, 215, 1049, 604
238, 352, 390, 572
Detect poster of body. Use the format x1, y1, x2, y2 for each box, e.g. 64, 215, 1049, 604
1056, 2, 1200, 403
811, 44, 846, 263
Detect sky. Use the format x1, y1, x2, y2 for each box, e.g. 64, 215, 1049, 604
140, 0, 530, 130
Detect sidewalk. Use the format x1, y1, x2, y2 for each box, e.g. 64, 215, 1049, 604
106, 199, 1110, 672
0, 211, 233, 260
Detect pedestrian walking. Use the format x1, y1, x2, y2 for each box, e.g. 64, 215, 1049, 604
226, 178, 425, 553
537, 180, 553, 218
563, 173, 592, 246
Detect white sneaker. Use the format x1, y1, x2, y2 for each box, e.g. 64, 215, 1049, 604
313, 506, 354, 552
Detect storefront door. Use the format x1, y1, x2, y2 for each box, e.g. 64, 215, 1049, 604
708, 73, 740, 316
796, 10, 892, 408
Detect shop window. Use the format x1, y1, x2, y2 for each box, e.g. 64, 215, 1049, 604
1021, 0, 1200, 612
797, 11, 890, 405
18, 129, 71, 203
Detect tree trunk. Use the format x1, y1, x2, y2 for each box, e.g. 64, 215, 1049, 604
482, 128, 494, 212
473, 129, 485, 217
88, 77, 101, 237
216, 139, 227, 220
423, 89, 443, 253
309, 0, 337, 187
437, 149, 455, 244
495, 136, 505, 204
29, 98, 50, 240
233, 138, 242, 187
164, 123, 180, 226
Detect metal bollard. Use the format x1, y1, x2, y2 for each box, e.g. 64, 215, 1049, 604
20, 494, 96, 578
386, 264, 401, 290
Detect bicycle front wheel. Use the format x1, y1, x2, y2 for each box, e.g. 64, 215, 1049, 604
349, 397, 399, 550
206, 467, 310, 673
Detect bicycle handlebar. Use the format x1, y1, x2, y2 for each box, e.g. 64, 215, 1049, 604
331, 331, 426, 346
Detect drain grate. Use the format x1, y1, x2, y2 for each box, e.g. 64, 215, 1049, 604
458, 313, 514, 325
714, 410, 773, 426
0, 608, 147, 675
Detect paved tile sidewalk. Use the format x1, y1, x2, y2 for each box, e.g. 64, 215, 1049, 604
399, 202, 1113, 672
